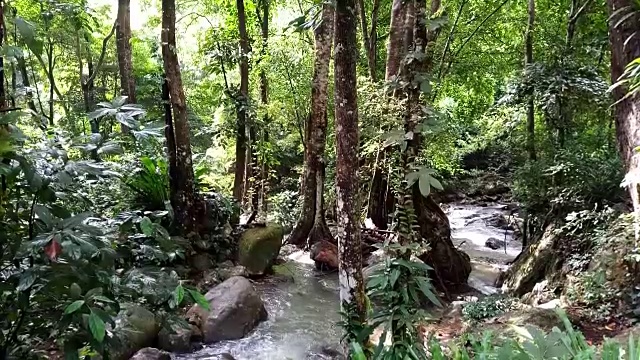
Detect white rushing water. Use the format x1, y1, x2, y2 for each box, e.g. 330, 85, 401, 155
175, 203, 522, 359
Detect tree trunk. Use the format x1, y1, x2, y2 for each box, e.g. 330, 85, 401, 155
334, 0, 367, 336
288, 4, 335, 247
385, 0, 409, 81
116, 0, 136, 133
405, 0, 471, 287
356, 0, 379, 81
608, 0, 640, 239
161, 0, 203, 237
258, 0, 270, 216
525, 0, 536, 161
233, 0, 249, 205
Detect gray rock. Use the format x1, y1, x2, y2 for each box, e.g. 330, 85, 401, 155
113, 305, 161, 360
191, 253, 214, 272
218, 264, 249, 281
209, 354, 236, 360
187, 276, 267, 344
308, 344, 346, 360
129, 348, 170, 360
158, 325, 191, 353
485, 237, 506, 250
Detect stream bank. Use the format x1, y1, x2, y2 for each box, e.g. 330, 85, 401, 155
174, 201, 521, 360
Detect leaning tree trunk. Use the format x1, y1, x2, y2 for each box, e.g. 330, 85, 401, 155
161, 0, 203, 236
116, 0, 136, 133
404, 0, 471, 287
233, 0, 250, 205
288, 4, 335, 247
335, 0, 367, 334
608, 0, 640, 239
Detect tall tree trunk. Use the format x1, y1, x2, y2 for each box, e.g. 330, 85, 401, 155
116, 0, 136, 133
608, 0, 640, 239
161, 0, 202, 236
288, 4, 335, 247
233, 0, 249, 204
335, 0, 367, 338
0, 0, 6, 110
258, 0, 270, 216
385, 0, 409, 81
525, 0, 536, 161
404, 0, 471, 287
366, 0, 411, 230
356, 0, 379, 81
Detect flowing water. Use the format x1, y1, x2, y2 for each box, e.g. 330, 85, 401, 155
175, 202, 521, 360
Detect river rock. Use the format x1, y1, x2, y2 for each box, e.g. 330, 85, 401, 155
310, 240, 339, 270
187, 276, 267, 343
191, 253, 214, 272
238, 225, 284, 275
129, 348, 170, 360
157, 325, 192, 353
308, 344, 346, 360
208, 354, 236, 360
113, 305, 161, 360
485, 237, 506, 250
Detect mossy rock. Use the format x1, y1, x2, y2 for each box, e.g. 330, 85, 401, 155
238, 225, 284, 276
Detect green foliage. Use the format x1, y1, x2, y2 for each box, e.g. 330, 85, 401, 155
461, 295, 518, 322
124, 156, 170, 211
513, 149, 624, 216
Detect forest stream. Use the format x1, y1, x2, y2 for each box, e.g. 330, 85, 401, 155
174, 202, 521, 360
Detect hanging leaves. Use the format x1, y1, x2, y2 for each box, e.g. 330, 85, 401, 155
88, 311, 106, 343
405, 167, 444, 198
15, 17, 44, 57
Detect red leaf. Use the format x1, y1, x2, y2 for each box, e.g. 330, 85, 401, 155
44, 238, 62, 261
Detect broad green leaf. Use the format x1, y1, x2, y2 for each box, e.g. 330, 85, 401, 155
173, 284, 185, 306
15, 18, 44, 57
17, 270, 37, 291
187, 289, 210, 311
429, 176, 444, 191
35, 205, 56, 228
62, 212, 90, 229
88, 311, 106, 342
64, 300, 85, 314
349, 342, 366, 360
418, 175, 431, 197
139, 217, 155, 236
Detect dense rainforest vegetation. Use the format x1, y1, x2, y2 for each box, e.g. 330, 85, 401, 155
2, 0, 640, 358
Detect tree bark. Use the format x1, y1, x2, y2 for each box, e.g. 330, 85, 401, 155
233, 0, 250, 204
258, 0, 270, 216
356, 0, 379, 81
385, 0, 409, 81
366, 0, 412, 230
525, 0, 536, 161
288, 4, 335, 247
404, 0, 471, 287
116, 0, 136, 133
335, 0, 367, 335
161, 0, 202, 236
607, 0, 640, 239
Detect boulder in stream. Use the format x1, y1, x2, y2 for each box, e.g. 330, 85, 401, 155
310, 240, 339, 270
485, 237, 506, 250
238, 225, 284, 276
129, 348, 170, 360
187, 276, 267, 344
